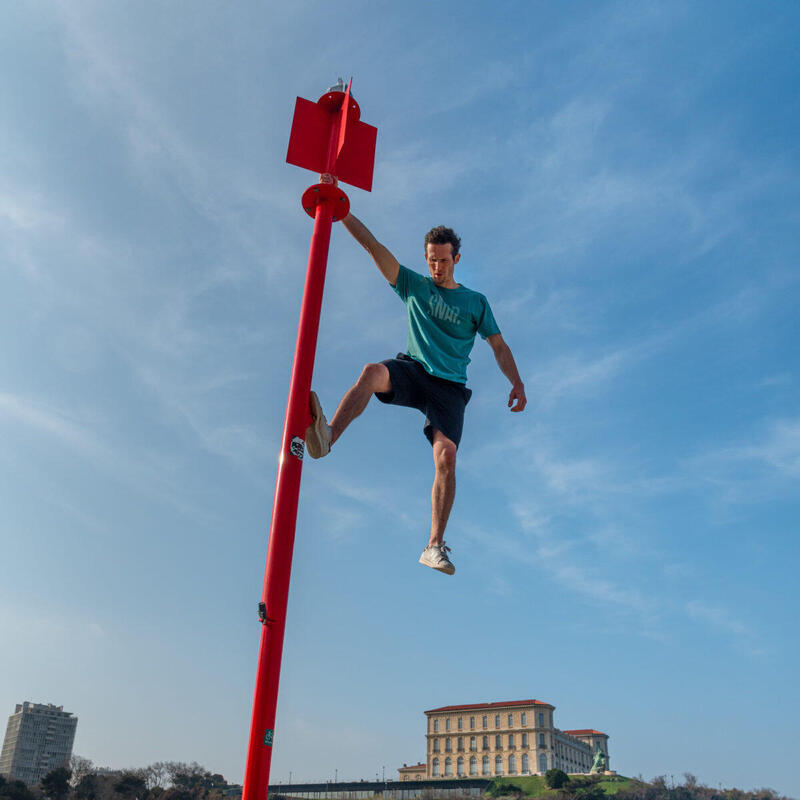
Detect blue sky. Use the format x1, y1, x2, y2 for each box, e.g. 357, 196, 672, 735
1, 0, 799, 796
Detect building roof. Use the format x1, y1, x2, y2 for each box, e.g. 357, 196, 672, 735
398, 763, 426, 771
425, 699, 554, 714
563, 729, 607, 737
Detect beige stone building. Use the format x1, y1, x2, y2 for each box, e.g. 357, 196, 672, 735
397, 763, 427, 781
398, 699, 609, 780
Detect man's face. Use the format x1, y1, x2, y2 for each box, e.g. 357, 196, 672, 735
425, 242, 460, 287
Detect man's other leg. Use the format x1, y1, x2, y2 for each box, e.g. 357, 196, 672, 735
329, 363, 391, 445
418, 428, 458, 575
429, 429, 457, 546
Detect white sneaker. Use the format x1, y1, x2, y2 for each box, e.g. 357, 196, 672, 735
419, 542, 455, 575
306, 391, 332, 459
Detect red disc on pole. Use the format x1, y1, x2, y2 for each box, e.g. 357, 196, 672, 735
301, 183, 350, 221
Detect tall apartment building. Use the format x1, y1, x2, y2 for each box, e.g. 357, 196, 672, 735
398, 699, 609, 780
0, 702, 78, 785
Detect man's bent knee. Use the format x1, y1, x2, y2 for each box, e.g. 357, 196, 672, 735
358, 362, 391, 394
433, 435, 457, 473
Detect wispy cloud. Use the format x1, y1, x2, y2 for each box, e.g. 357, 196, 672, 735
504, 490, 766, 652
0, 600, 106, 644
688, 416, 800, 503
458, 405, 773, 653
0, 391, 106, 458
0, 389, 231, 522
684, 601, 765, 656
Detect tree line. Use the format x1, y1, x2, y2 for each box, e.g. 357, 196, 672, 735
3, 764, 792, 800
0, 757, 235, 800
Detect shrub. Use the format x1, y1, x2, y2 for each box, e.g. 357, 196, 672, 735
545, 770, 570, 790
487, 781, 524, 798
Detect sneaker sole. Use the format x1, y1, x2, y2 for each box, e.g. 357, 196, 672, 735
419, 556, 455, 575
306, 392, 330, 459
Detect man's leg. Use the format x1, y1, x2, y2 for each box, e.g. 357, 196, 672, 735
418, 428, 458, 575
429, 428, 457, 546
328, 363, 391, 445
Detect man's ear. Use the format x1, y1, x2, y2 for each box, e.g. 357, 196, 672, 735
454, 253, 461, 265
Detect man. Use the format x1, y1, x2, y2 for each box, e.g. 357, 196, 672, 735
306, 175, 526, 575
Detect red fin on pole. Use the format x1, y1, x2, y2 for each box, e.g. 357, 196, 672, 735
336, 78, 353, 161
286, 84, 377, 192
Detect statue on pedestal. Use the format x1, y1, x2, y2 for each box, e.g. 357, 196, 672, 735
590, 747, 607, 774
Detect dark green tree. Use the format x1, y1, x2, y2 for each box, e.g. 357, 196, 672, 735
574, 786, 607, 800
41, 767, 72, 800
158, 789, 194, 800
74, 773, 98, 800
114, 774, 147, 800
546, 769, 571, 790
0, 776, 38, 800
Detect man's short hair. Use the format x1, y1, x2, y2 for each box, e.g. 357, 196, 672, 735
424, 226, 461, 258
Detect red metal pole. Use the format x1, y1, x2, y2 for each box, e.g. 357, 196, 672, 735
242, 195, 334, 800
242, 79, 373, 800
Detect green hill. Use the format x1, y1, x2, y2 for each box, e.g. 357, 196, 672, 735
487, 775, 635, 798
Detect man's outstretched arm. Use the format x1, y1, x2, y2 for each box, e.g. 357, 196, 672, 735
341, 212, 400, 286
487, 333, 527, 412
320, 173, 400, 285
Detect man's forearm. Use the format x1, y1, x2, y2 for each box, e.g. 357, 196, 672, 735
494, 341, 527, 411
495, 342, 524, 387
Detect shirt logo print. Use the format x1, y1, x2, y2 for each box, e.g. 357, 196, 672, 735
428, 293, 462, 325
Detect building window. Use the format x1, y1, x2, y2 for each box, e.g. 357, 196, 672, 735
495, 735, 502, 749
482, 715, 488, 729
495, 714, 501, 728
445, 757, 452, 777
434, 719, 439, 732
509, 755, 516, 775
538, 754, 548, 774
458, 737, 464, 752
522, 754, 529, 774
521, 712, 527, 726
432, 758, 440, 777
495, 755, 503, 775
445, 738, 452, 753
539, 733, 545, 747
470, 736, 477, 751
482, 736, 489, 750
509, 734, 515, 748
458, 717, 463, 731
482, 756, 490, 775
538, 712, 544, 727
522, 733, 528, 748
433, 739, 440, 753
470, 716, 475, 730
457, 757, 465, 777
470, 757, 478, 776
446, 718, 451, 732
508, 714, 514, 727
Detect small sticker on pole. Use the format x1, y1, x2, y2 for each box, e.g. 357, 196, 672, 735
290, 437, 305, 460
264, 729, 274, 747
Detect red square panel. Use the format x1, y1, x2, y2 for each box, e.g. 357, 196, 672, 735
286, 97, 377, 192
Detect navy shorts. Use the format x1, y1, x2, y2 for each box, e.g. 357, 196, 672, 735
375, 354, 472, 447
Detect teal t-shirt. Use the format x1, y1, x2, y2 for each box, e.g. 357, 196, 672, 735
392, 265, 500, 384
